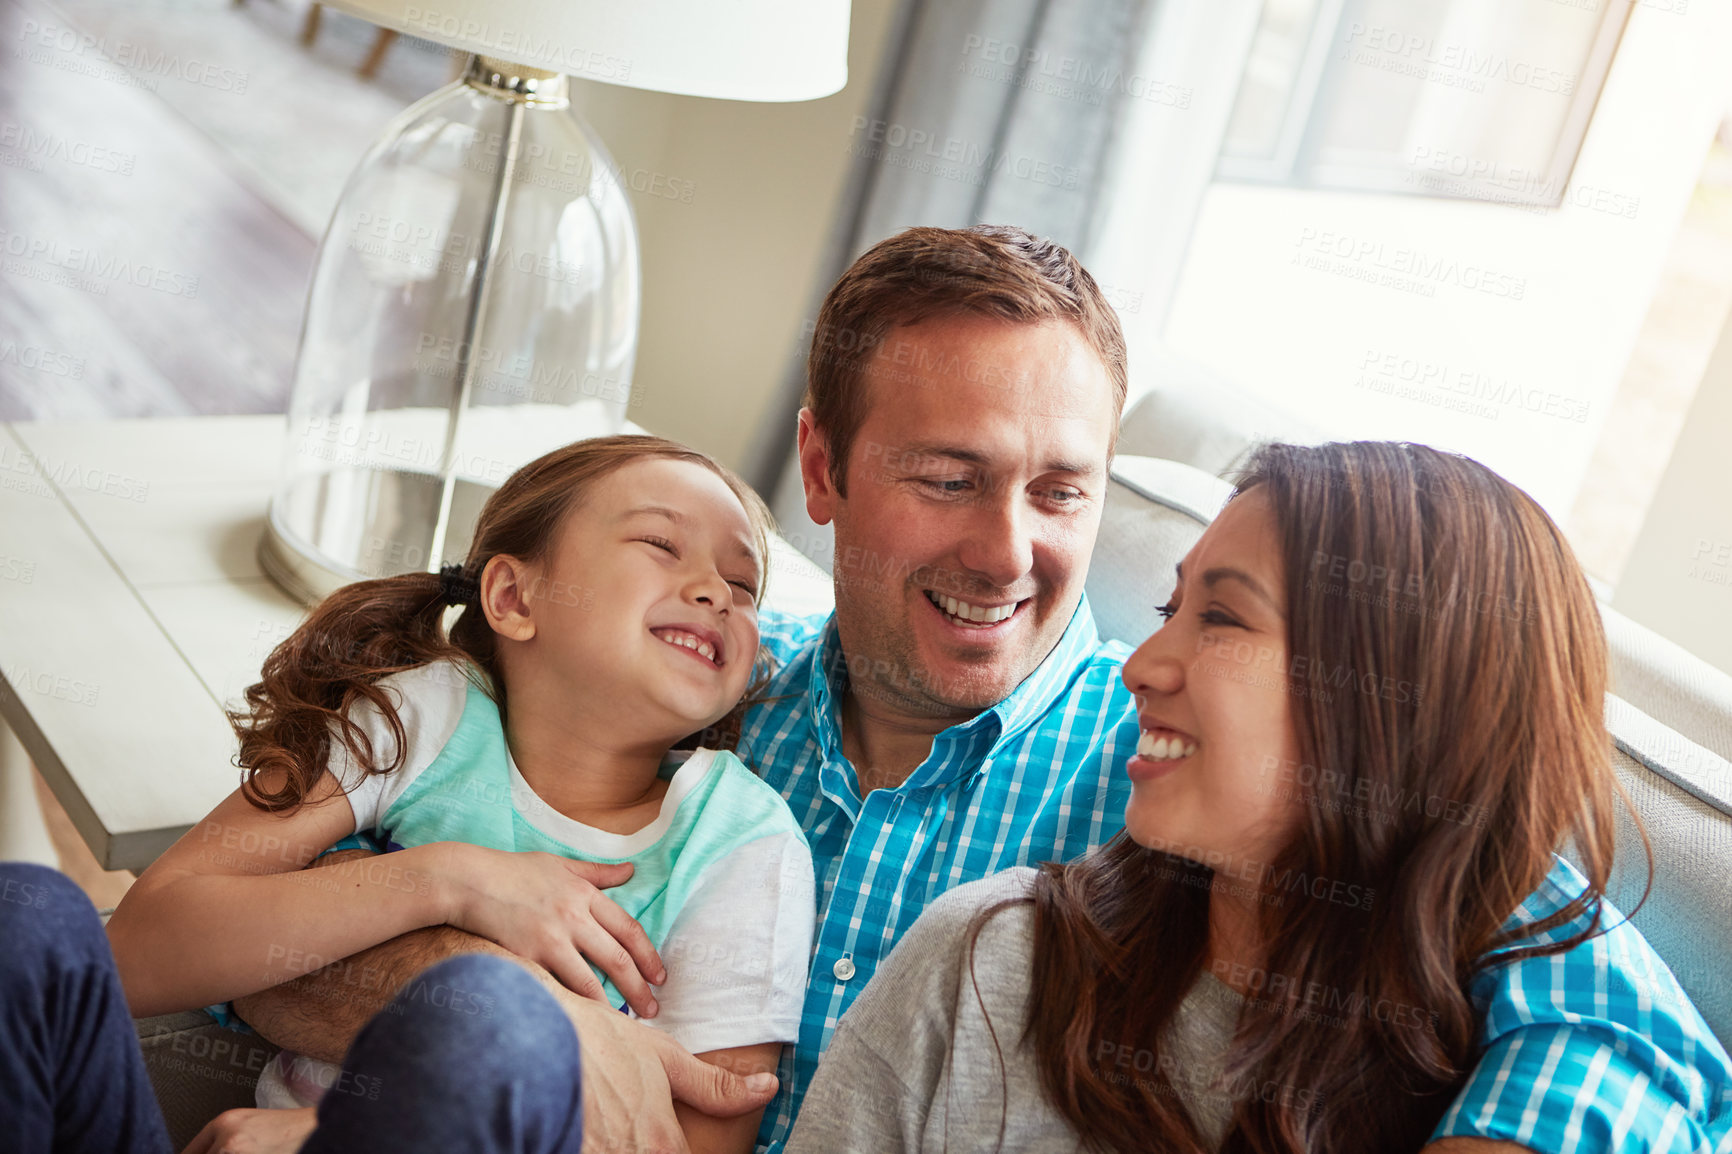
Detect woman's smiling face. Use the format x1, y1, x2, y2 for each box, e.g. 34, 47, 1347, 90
1119, 487, 1306, 873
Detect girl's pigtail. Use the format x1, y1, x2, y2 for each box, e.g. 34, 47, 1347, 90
232, 570, 475, 812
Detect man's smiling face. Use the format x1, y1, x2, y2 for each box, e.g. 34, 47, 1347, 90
800, 313, 1118, 718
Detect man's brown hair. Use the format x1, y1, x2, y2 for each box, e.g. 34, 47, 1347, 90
804, 224, 1128, 495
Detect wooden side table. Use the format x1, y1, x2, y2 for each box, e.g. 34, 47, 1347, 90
0, 416, 307, 870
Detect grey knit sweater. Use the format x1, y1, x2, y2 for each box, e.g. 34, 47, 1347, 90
784, 868, 1245, 1153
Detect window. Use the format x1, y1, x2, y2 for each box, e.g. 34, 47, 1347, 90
1216, 0, 1632, 206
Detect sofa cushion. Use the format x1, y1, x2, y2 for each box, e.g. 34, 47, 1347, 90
135, 1012, 281, 1149
1086, 455, 1234, 648
1115, 348, 1329, 479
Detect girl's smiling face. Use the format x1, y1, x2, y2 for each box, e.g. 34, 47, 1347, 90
486, 457, 762, 746
1118, 488, 1306, 873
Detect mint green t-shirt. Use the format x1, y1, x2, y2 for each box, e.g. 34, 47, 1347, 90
332, 661, 815, 1048
258, 661, 817, 1111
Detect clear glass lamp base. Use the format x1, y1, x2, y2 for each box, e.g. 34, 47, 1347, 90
261, 54, 639, 606
259, 468, 496, 604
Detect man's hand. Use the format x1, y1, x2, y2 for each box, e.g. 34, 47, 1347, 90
183, 1106, 316, 1154
557, 989, 779, 1154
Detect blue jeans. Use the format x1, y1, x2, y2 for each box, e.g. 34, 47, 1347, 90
0, 863, 584, 1154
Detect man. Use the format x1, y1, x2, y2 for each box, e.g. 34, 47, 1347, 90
233, 223, 1144, 1152
737, 224, 1138, 1149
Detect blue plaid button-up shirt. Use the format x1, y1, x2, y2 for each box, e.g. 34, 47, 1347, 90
743, 598, 1139, 1152
742, 603, 1732, 1153
1433, 856, 1732, 1151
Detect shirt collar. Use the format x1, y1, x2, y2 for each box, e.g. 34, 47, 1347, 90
986, 594, 1107, 753
804, 594, 1108, 785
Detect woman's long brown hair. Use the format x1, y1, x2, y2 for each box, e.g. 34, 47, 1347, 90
233, 434, 775, 813
974, 441, 1645, 1153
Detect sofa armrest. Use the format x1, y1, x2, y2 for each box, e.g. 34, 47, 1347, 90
1603, 697, 1732, 1050
1603, 603, 1732, 765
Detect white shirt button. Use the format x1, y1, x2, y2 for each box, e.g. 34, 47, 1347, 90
832, 956, 856, 981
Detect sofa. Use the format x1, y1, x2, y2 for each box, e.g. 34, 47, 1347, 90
137, 388, 1732, 1145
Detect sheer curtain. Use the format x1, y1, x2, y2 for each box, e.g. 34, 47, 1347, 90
751, 0, 1155, 567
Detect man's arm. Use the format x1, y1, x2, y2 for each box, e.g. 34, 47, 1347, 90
234, 920, 521, 1062
230, 961, 780, 1154
233, 847, 549, 1062
235, 849, 779, 1153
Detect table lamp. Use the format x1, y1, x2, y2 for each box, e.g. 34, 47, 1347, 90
259, 0, 850, 604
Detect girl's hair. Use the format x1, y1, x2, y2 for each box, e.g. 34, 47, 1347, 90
971, 440, 1645, 1154
234, 434, 776, 813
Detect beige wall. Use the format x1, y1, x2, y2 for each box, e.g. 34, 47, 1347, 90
1615, 300, 1732, 675
565, 0, 901, 473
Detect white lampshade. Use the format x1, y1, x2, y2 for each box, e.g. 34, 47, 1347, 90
319, 0, 851, 102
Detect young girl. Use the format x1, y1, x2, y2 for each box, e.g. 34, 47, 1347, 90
108, 435, 816, 1154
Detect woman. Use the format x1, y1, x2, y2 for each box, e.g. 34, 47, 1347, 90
785, 441, 1732, 1153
